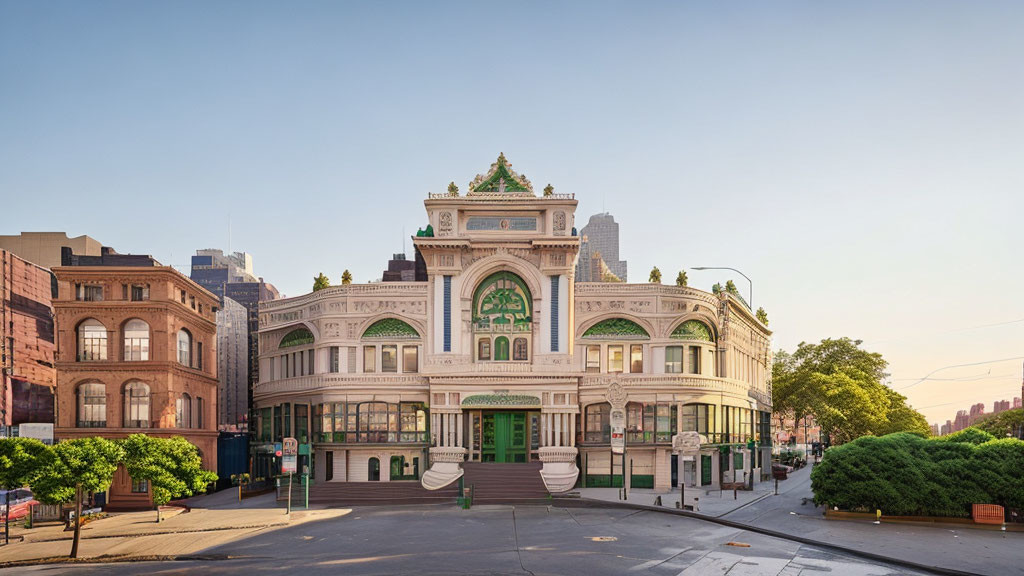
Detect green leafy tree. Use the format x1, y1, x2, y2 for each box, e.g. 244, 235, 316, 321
974, 408, 1024, 438
755, 307, 768, 325
0, 438, 53, 542
675, 271, 688, 287
942, 427, 996, 445
121, 434, 217, 522
312, 272, 330, 292
341, 269, 353, 285
772, 338, 928, 444
31, 438, 123, 558
711, 283, 722, 295
649, 266, 661, 284
725, 280, 738, 294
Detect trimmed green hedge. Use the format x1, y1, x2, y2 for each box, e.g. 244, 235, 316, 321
811, 432, 1024, 517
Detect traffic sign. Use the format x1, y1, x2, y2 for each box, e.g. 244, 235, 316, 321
610, 408, 625, 454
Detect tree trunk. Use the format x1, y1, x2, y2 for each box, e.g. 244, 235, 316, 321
70, 483, 82, 558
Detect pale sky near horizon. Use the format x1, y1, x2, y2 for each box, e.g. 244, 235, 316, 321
2, 1, 1022, 426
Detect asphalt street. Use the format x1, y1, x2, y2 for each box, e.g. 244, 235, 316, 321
8, 505, 935, 576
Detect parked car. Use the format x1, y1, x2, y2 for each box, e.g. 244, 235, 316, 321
0, 489, 39, 521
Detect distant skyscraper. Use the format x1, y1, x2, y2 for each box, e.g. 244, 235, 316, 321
575, 213, 627, 282
190, 249, 259, 302
217, 297, 248, 431
993, 399, 1011, 414
929, 423, 939, 436
190, 249, 279, 432
1014, 397, 1022, 409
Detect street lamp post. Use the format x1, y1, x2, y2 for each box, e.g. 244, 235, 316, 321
691, 267, 753, 310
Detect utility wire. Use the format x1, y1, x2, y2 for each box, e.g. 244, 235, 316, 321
897, 356, 1024, 390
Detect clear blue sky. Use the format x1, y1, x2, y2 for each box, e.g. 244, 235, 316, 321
2, 1, 1022, 425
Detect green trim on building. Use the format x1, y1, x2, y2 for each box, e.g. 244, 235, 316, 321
582, 318, 650, 339
470, 153, 532, 193
362, 318, 420, 339
670, 320, 714, 342
462, 394, 541, 408
279, 328, 314, 348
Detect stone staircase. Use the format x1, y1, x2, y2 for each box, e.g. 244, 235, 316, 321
462, 462, 550, 504
305, 481, 459, 506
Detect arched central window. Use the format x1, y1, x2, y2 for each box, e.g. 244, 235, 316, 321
78, 319, 107, 361
472, 271, 532, 362
177, 329, 192, 366
77, 383, 106, 427
123, 319, 150, 361
123, 381, 150, 428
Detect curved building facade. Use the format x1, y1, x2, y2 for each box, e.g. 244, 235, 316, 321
253, 155, 772, 494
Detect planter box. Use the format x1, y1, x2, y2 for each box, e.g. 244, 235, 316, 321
973, 504, 1004, 525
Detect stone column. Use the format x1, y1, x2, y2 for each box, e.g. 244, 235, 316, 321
569, 413, 576, 447
554, 413, 562, 447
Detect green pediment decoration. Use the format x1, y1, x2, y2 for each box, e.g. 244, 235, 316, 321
461, 394, 541, 408
472, 271, 532, 331
582, 318, 650, 339
469, 153, 534, 194
362, 318, 420, 339
279, 328, 314, 348
671, 320, 714, 342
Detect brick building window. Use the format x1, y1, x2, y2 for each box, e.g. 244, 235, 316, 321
75, 284, 103, 301
76, 382, 106, 427
123, 381, 150, 428
176, 393, 192, 428
77, 319, 108, 361
177, 329, 192, 366
123, 319, 149, 361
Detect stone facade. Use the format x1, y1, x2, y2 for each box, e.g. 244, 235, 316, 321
53, 265, 219, 509
254, 155, 773, 495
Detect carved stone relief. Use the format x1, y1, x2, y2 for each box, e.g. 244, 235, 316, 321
438, 211, 453, 236
553, 211, 566, 235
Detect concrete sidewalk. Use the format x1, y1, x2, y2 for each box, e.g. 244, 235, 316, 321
578, 467, 805, 517
0, 492, 349, 565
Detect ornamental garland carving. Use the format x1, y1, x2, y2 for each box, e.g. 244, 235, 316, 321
553, 211, 566, 235
352, 300, 426, 315
460, 247, 539, 269
439, 211, 453, 236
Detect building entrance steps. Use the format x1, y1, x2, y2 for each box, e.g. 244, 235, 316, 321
462, 462, 549, 504
307, 481, 459, 506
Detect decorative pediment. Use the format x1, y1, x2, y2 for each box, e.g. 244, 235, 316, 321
468, 153, 534, 195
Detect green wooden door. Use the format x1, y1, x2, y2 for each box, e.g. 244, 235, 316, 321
483, 412, 528, 463
701, 454, 712, 485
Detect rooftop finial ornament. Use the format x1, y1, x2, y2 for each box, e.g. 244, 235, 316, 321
447, 181, 459, 196
543, 184, 554, 197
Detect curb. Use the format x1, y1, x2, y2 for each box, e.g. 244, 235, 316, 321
0, 553, 241, 570
563, 498, 980, 576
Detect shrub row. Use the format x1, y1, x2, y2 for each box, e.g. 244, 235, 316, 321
810, 431, 1024, 517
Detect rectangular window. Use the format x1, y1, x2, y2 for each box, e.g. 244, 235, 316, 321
403, 346, 418, 373
381, 345, 398, 373
259, 407, 272, 442
282, 402, 291, 439
630, 345, 643, 373
329, 347, 340, 373
131, 477, 149, 493
196, 342, 203, 370
307, 349, 314, 374
586, 345, 601, 373
607, 345, 623, 373
688, 346, 701, 374
180, 290, 186, 304
665, 346, 682, 373
363, 346, 376, 372
295, 404, 308, 444
273, 405, 282, 442
347, 347, 356, 373
656, 404, 674, 443
196, 397, 204, 429
76, 284, 103, 301
189, 295, 196, 310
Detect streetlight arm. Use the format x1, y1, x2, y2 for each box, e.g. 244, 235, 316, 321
691, 266, 753, 309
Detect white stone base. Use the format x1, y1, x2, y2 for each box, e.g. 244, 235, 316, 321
539, 446, 579, 494
421, 447, 467, 490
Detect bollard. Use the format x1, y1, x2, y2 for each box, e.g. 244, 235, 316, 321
734, 486, 738, 500
774, 478, 778, 495
654, 496, 662, 507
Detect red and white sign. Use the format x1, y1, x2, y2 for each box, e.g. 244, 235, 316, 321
282, 437, 298, 474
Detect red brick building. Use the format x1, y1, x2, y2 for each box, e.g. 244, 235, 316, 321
53, 262, 219, 509
0, 250, 57, 432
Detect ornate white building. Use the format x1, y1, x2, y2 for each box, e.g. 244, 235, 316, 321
253, 154, 772, 496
